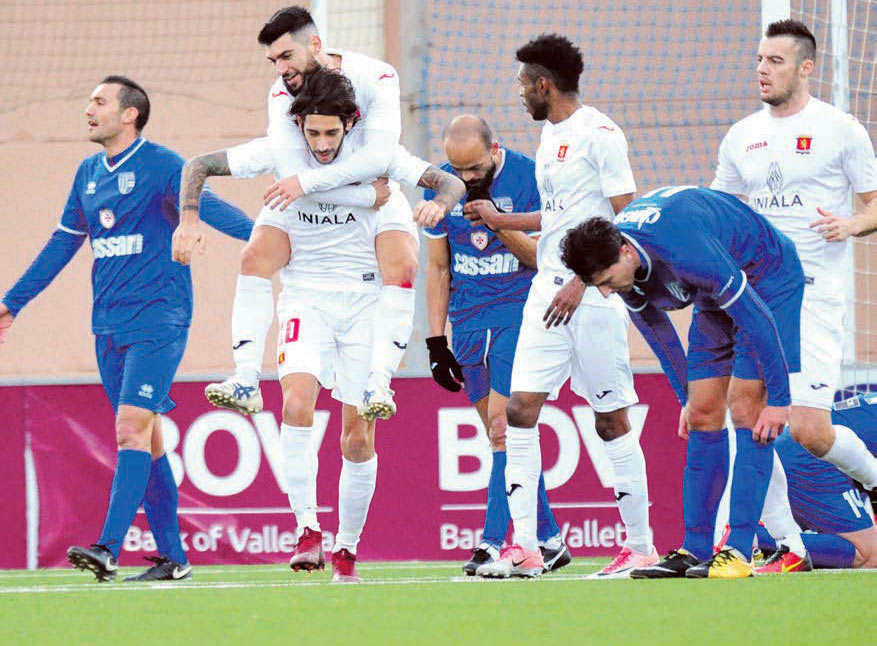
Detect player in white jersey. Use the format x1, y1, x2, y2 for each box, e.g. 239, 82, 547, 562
176, 69, 463, 582
466, 34, 658, 579
711, 19, 877, 573
172, 6, 420, 419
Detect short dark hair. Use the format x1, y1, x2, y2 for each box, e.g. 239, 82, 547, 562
766, 19, 817, 64
258, 6, 316, 46
289, 68, 358, 124
101, 75, 150, 132
560, 218, 625, 282
516, 34, 584, 94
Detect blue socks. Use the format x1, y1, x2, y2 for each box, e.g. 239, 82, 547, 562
144, 454, 187, 564
727, 429, 773, 557
755, 526, 856, 568
482, 450, 560, 548
681, 429, 729, 561
98, 449, 151, 558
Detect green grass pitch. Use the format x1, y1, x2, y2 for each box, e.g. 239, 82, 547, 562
0, 560, 872, 645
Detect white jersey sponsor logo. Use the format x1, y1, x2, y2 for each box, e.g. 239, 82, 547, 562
92, 234, 143, 259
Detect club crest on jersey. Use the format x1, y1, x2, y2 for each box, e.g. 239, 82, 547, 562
99, 208, 116, 229
117, 172, 136, 195
471, 231, 489, 250
796, 136, 812, 154
557, 144, 569, 161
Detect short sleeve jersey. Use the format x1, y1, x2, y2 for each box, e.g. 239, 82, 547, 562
711, 97, 877, 293
422, 148, 540, 331
533, 105, 636, 304
59, 138, 195, 334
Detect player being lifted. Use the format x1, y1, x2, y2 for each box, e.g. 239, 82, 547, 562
177, 68, 463, 582
562, 186, 804, 579
424, 115, 570, 575
466, 34, 657, 579
0, 77, 252, 582
711, 19, 877, 573
172, 6, 419, 420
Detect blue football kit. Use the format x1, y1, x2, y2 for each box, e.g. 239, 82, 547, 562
608, 186, 805, 562
3, 137, 252, 565
424, 148, 560, 551
423, 148, 539, 403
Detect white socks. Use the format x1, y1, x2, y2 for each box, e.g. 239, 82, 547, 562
369, 286, 415, 386
231, 274, 274, 386
281, 423, 320, 534
505, 424, 541, 553
762, 451, 806, 556
335, 455, 378, 554
603, 432, 653, 555
823, 424, 877, 490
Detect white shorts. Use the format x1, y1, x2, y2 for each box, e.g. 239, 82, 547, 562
790, 287, 844, 410
276, 288, 378, 406
510, 289, 638, 412
376, 189, 419, 244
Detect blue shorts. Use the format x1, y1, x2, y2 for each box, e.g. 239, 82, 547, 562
775, 430, 873, 534
452, 325, 521, 404
687, 282, 802, 383
95, 325, 188, 414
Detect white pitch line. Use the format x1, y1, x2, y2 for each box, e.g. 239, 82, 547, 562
0, 567, 871, 595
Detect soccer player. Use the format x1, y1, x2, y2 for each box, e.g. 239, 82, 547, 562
466, 34, 657, 579
424, 115, 570, 575
561, 186, 804, 579
0, 77, 252, 581
176, 68, 463, 583
710, 19, 877, 571
173, 6, 418, 420
754, 393, 876, 570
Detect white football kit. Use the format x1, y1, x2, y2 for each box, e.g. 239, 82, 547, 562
712, 97, 877, 408
227, 137, 428, 404
265, 49, 415, 239
510, 105, 638, 412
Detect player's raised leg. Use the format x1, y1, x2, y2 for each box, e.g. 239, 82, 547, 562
332, 405, 378, 583
205, 223, 290, 415
358, 227, 418, 421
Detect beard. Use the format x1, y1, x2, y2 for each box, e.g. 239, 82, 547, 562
284, 58, 322, 97
463, 162, 498, 205
528, 97, 549, 121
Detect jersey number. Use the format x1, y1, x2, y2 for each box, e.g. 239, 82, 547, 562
842, 489, 866, 519
284, 318, 300, 343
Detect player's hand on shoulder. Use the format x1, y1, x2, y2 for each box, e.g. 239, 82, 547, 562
463, 199, 499, 229
371, 177, 391, 209
810, 207, 857, 242
264, 174, 304, 211
426, 335, 465, 392
172, 219, 206, 266
543, 276, 585, 328
413, 200, 445, 228
0, 303, 14, 344
752, 404, 790, 444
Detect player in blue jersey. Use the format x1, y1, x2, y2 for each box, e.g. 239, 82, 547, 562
424, 115, 570, 575
560, 186, 804, 578
748, 393, 877, 570
0, 76, 252, 582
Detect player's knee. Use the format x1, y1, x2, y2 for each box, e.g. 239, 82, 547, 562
239, 241, 277, 279
686, 400, 726, 430
506, 396, 537, 428
594, 410, 630, 441
282, 393, 315, 427
788, 418, 833, 457
341, 426, 373, 461
115, 419, 151, 451
487, 416, 507, 450
727, 390, 764, 428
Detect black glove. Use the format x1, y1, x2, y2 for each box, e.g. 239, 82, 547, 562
426, 335, 465, 392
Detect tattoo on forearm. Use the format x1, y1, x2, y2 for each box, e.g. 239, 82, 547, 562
418, 165, 465, 211
180, 151, 231, 213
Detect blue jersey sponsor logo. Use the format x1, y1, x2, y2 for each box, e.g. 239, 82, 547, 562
453, 252, 520, 277
92, 234, 143, 259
